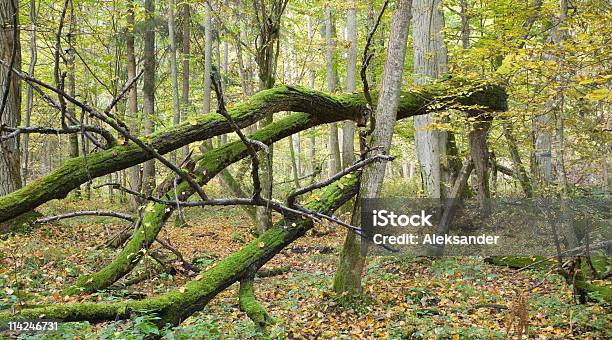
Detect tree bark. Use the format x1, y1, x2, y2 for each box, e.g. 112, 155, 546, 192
126, 0, 141, 210
502, 122, 532, 197
431, 157, 474, 255
307, 15, 317, 177
0, 0, 22, 196
468, 118, 492, 215
22, 0, 37, 185
167, 0, 181, 164
342, 5, 357, 168
0, 82, 507, 225
412, 0, 448, 199
66, 6, 79, 196
253, 0, 286, 234
141, 0, 156, 196
334, 0, 412, 294
181, 3, 190, 159
325, 6, 341, 176
203, 4, 212, 116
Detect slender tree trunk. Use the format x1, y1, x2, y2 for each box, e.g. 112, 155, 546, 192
181, 3, 190, 158
307, 15, 316, 177
22, 0, 37, 185
532, 113, 552, 186
223, 39, 228, 76
503, 122, 532, 197
334, 0, 412, 294
235, 30, 252, 96
553, 0, 569, 194
0, 0, 22, 196
141, 0, 156, 195
167, 0, 181, 164
203, 4, 212, 116
402, 147, 410, 182
460, 0, 470, 49
253, 1, 286, 233
468, 119, 491, 215
126, 0, 141, 209
67, 5, 80, 197
325, 6, 341, 176
412, 0, 448, 199
342, 5, 357, 168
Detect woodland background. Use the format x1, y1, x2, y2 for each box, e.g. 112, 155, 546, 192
0, 0, 610, 338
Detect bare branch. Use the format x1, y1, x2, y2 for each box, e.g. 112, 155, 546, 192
287, 154, 394, 207
0, 125, 114, 147
54, 0, 70, 127
0, 61, 210, 202
35, 211, 134, 224
104, 69, 144, 115
0, 59, 111, 149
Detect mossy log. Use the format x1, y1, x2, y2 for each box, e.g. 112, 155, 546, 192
484, 256, 552, 269
486, 256, 611, 304
560, 268, 612, 304
1, 174, 359, 327
239, 276, 275, 329
65, 79, 507, 294
0, 79, 506, 226
67, 110, 353, 294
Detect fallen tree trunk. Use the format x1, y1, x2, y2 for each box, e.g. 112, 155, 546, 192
66, 80, 507, 294
0, 79, 506, 226
1, 173, 359, 327
68, 111, 349, 294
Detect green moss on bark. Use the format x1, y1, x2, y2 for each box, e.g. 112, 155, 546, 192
239, 277, 275, 329
23, 174, 358, 327
0, 80, 506, 224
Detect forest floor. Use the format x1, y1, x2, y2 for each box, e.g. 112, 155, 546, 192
0, 195, 610, 339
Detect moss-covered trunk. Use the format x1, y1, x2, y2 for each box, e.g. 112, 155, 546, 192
2, 173, 359, 328
65, 80, 507, 293
0, 79, 506, 227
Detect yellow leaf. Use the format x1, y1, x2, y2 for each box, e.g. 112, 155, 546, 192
189, 118, 198, 126
258, 241, 265, 248
116, 138, 126, 145
585, 88, 610, 101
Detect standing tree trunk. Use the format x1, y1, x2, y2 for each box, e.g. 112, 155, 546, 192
325, 6, 341, 176
342, 5, 357, 168
141, 0, 156, 195
235, 29, 252, 97
307, 15, 317, 178
532, 113, 552, 186
334, 0, 412, 294
0, 0, 22, 196
181, 2, 190, 158
253, 0, 287, 233
468, 119, 492, 215
458, 2, 490, 214
22, 0, 37, 185
67, 3, 79, 197
126, 0, 141, 209
411, 0, 448, 199
503, 122, 532, 197
203, 4, 212, 116
167, 0, 181, 164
